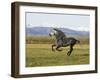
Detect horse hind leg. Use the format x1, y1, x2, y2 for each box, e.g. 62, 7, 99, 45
67, 45, 73, 56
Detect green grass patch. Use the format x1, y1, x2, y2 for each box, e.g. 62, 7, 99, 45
26, 44, 89, 67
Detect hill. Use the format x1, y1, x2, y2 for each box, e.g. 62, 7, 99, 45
26, 26, 89, 37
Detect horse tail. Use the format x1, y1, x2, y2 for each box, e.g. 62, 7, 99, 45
76, 40, 80, 44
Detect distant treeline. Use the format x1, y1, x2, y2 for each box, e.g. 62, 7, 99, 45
26, 36, 89, 44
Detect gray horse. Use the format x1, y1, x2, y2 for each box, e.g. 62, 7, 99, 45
49, 28, 80, 56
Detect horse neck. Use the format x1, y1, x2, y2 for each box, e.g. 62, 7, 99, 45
55, 35, 63, 41
55, 31, 66, 40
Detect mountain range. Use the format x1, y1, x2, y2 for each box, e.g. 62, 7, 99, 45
26, 26, 89, 37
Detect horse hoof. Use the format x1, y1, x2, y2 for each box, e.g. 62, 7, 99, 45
67, 52, 71, 56
67, 54, 70, 56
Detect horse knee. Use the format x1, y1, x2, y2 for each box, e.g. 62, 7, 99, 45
56, 46, 62, 51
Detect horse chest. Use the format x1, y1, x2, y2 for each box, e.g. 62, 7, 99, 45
56, 39, 63, 46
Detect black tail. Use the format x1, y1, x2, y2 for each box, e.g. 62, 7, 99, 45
76, 40, 80, 44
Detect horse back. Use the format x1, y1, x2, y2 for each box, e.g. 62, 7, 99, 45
63, 37, 79, 45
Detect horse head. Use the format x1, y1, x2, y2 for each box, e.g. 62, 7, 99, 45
49, 28, 58, 37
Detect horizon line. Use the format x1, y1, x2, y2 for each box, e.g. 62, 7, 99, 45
26, 26, 89, 32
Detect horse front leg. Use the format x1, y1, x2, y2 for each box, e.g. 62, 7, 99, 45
56, 45, 62, 51
52, 44, 56, 51
67, 45, 73, 56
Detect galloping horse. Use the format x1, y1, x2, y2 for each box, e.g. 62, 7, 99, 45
49, 28, 80, 56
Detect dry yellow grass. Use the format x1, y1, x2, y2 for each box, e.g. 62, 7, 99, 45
26, 44, 89, 49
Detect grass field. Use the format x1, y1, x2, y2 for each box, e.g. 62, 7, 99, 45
26, 43, 89, 67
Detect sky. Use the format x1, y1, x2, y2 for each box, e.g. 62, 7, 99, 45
26, 12, 90, 31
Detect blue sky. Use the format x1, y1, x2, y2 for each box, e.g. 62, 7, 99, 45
26, 12, 90, 31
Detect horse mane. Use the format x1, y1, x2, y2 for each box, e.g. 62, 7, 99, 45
53, 28, 66, 38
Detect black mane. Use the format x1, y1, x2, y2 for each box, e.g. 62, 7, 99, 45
53, 28, 66, 38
